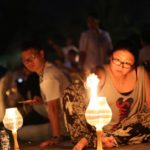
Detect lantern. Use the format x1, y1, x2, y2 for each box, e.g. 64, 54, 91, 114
3, 107, 23, 150
85, 74, 112, 150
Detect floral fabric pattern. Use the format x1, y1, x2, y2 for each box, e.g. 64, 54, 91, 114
112, 111, 150, 145
63, 79, 97, 148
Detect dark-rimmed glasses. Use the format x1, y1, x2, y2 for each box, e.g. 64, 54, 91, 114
112, 57, 133, 69
22, 54, 37, 65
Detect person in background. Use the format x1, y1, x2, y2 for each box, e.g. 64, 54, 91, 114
48, 35, 78, 65
79, 13, 113, 74
62, 35, 79, 60
47, 36, 64, 67
63, 40, 150, 150
19, 41, 70, 147
64, 49, 80, 73
139, 28, 150, 72
47, 36, 80, 81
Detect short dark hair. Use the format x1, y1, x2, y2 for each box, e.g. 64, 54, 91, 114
20, 41, 43, 52
109, 39, 139, 67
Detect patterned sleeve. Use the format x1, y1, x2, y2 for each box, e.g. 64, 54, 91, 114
63, 79, 97, 148
111, 112, 150, 145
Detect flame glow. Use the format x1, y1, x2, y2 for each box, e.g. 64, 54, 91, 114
85, 73, 112, 131
3, 108, 23, 132
86, 73, 99, 98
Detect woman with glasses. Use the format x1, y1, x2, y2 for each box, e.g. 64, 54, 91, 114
96, 40, 150, 132
63, 40, 150, 150
95, 41, 150, 146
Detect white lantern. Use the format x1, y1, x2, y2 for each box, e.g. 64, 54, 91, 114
85, 74, 112, 150
3, 107, 23, 150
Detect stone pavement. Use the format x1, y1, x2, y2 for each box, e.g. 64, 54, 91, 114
20, 140, 150, 150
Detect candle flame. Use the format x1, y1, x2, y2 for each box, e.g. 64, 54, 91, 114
85, 73, 112, 131
86, 73, 99, 98
3, 108, 23, 132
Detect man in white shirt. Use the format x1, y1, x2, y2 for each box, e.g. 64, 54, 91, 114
20, 41, 70, 147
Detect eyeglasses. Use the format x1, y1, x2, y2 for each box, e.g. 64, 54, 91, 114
22, 54, 37, 65
112, 57, 133, 69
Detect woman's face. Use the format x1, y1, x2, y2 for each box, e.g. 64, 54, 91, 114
110, 49, 135, 76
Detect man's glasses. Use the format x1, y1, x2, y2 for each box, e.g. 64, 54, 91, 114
22, 54, 37, 65
112, 57, 133, 69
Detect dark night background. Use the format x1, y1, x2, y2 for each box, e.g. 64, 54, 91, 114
0, 0, 150, 68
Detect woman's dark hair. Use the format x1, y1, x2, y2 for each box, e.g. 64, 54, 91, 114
109, 39, 139, 67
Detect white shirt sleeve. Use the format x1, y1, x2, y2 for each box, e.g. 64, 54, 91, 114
40, 77, 60, 102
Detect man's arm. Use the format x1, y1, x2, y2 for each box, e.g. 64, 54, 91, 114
47, 98, 61, 137
40, 98, 61, 148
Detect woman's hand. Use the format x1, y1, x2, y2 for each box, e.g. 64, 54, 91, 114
102, 136, 118, 148
72, 138, 88, 150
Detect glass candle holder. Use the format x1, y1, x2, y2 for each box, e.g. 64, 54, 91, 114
3, 107, 23, 150
85, 74, 112, 150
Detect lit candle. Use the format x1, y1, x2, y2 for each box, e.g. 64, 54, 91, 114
85, 74, 112, 150
3, 107, 23, 150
